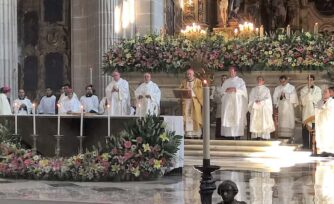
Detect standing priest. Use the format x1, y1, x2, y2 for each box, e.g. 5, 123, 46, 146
179, 68, 203, 138
135, 73, 161, 116
248, 76, 275, 140
273, 75, 298, 138
37, 87, 56, 114
0, 86, 12, 115
13, 89, 32, 115
221, 66, 248, 139
105, 70, 130, 116
315, 87, 334, 156
300, 75, 322, 148
80, 85, 99, 113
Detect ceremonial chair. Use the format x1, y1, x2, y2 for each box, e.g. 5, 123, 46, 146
303, 115, 317, 155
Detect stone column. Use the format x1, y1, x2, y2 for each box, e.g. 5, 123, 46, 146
97, 0, 116, 98
0, 0, 18, 100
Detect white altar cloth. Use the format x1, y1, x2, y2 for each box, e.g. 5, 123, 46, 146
162, 115, 184, 168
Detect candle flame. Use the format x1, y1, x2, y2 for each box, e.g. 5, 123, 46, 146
32, 103, 35, 108
203, 79, 208, 84
107, 104, 110, 108
57, 103, 61, 108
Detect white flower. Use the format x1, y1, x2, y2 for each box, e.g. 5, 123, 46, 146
33, 155, 40, 161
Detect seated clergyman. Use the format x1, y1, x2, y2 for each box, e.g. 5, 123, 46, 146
217, 180, 246, 204
59, 89, 81, 114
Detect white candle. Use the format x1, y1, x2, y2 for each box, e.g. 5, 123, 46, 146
203, 80, 210, 160
107, 104, 111, 137
80, 105, 84, 136
259, 25, 264, 38
14, 102, 18, 135
89, 67, 93, 84
287, 25, 291, 37
32, 103, 36, 135
314, 23, 319, 35
57, 104, 61, 135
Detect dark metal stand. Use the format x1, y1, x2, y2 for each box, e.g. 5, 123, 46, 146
12, 133, 21, 144
195, 159, 220, 204
77, 135, 86, 154
54, 135, 63, 157
31, 134, 39, 154
105, 136, 111, 145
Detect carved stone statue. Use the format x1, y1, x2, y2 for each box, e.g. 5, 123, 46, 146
219, 0, 229, 27
217, 180, 247, 204
228, 0, 243, 19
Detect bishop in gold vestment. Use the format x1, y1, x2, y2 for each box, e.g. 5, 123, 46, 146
179, 69, 203, 138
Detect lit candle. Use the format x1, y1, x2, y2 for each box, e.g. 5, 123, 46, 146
32, 103, 36, 135
314, 23, 319, 35
57, 104, 61, 135
234, 28, 238, 36
89, 67, 93, 84
287, 25, 291, 37
107, 104, 111, 137
255, 28, 259, 35
80, 105, 84, 136
202, 79, 210, 160
14, 102, 18, 135
259, 25, 264, 38
138, 103, 141, 118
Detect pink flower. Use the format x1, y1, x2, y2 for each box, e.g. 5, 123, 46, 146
124, 141, 132, 149
124, 152, 133, 160
136, 137, 143, 144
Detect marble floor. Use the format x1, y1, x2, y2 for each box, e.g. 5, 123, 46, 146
0, 157, 333, 204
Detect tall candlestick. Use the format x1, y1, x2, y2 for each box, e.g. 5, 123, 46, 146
287, 25, 291, 37
14, 102, 18, 135
89, 67, 93, 84
259, 25, 264, 38
203, 80, 210, 160
32, 103, 36, 135
80, 105, 84, 136
314, 23, 319, 35
107, 104, 111, 137
57, 104, 61, 135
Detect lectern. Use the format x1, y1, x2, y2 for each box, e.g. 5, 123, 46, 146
173, 89, 192, 115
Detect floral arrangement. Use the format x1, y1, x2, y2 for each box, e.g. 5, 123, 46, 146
0, 115, 182, 181
103, 31, 334, 73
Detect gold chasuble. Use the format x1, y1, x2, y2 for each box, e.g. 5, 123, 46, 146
180, 78, 203, 137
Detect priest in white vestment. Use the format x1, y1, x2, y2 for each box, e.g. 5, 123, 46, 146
0, 86, 12, 115
37, 88, 56, 114
248, 76, 275, 140
135, 73, 161, 116
105, 71, 130, 116
80, 85, 99, 113
221, 66, 248, 139
13, 89, 32, 115
315, 88, 334, 155
273, 75, 298, 138
300, 75, 322, 148
211, 74, 227, 138
59, 90, 81, 114
58, 83, 78, 103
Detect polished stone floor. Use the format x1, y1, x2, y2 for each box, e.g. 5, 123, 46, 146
0, 157, 333, 204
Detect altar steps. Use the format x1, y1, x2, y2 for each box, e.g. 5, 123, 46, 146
184, 139, 302, 158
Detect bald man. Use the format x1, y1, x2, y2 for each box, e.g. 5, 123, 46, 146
179, 68, 203, 138
135, 73, 161, 116
105, 71, 130, 116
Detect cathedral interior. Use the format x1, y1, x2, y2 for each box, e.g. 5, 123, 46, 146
0, 0, 334, 203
